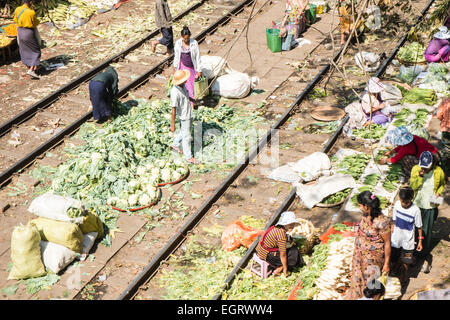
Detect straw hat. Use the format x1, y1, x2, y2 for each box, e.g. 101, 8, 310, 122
434, 26, 450, 40
172, 70, 190, 86
366, 77, 385, 94
276, 211, 300, 227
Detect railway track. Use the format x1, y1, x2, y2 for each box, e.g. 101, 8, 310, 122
0, 0, 268, 187
115, 0, 436, 300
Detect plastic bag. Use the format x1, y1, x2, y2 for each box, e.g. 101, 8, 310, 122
80, 232, 98, 261
294, 174, 356, 209
354, 52, 380, 72
28, 192, 86, 224
221, 220, 264, 251
8, 224, 46, 280
39, 241, 77, 274
211, 72, 259, 99
200, 56, 234, 79
80, 209, 105, 238
397, 65, 426, 84
380, 84, 403, 105
30, 218, 84, 253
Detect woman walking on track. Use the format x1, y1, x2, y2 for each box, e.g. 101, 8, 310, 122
345, 191, 391, 300
13, 0, 41, 79
173, 26, 202, 107
151, 0, 174, 55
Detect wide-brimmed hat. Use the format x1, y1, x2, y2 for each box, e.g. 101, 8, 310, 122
386, 126, 414, 146
172, 70, 190, 86
419, 151, 433, 169
434, 26, 450, 40
366, 77, 385, 94
276, 211, 300, 227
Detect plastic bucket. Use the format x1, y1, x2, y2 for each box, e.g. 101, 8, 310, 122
266, 28, 282, 53
305, 4, 317, 25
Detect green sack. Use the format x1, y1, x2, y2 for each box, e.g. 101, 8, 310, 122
8, 224, 46, 280
194, 76, 209, 99
80, 209, 105, 239
30, 218, 84, 253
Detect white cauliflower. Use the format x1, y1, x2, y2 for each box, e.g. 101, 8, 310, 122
151, 167, 160, 176
146, 186, 157, 199
128, 179, 140, 191
139, 193, 151, 206
161, 168, 171, 182
136, 166, 146, 176
171, 170, 182, 181
91, 152, 102, 162
134, 131, 145, 140
145, 163, 154, 171
128, 194, 139, 207
108, 197, 119, 205
118, 198, 128, 208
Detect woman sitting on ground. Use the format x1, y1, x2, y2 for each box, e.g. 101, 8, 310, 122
424, 26, 450, 63
255, 211, 303, 276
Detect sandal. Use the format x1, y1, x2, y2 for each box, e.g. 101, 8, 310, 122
187, 158, 201, 164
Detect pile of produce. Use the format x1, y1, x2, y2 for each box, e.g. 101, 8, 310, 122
352, 124, 386, 140
2, 24, 17, 37
411, 108, 430, 126
401, 88, 437, 106
363, 173, 381, 187
288, 218, 317, 254
336, 153, 371, 181
380, 275, 402, 300
396, 42, 426, 63
11, 0, 99, 29
418, 63, 450, 97
314, 236, 355, 300
0, 34, 13, 47
392, 108, 412, 127
319, 188, 351, 205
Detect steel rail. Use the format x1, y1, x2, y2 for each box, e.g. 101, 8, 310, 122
0, 0, 208, 138
210, 0, 436, 300
0, 0, 256, 187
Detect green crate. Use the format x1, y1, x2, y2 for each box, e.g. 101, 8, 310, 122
266, 28, 282, 53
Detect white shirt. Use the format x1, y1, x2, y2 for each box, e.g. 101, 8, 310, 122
173, 38, 201, 73
170, 85, 192, 121
391, 200, 422, 250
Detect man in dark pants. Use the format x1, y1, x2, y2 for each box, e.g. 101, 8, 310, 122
151, 0, 174, 55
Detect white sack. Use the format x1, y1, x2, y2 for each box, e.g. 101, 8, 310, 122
290, 152, 331, 182
40, 241, 77, 274
211, 72, 259, 99
294, 174, 356, 209
200, 56, 234, 79
267, 164, 303, 183
28, 192, 85, 224
80, 232, 98, 261
354, 52, 380, 72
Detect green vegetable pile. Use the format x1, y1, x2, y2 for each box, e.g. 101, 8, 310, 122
411, 108, 430, 126
363, 174, 381, 187
320, 188, 351, 205
337, 153, 371, 181
397, 42, 426, 63
352, 124, 386, 140
402, 88, 437, 106
393, 108, 412, 127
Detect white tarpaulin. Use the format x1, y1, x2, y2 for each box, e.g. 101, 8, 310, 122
294, 174, 356, 209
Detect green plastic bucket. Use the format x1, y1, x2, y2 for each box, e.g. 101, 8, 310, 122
305, 4, 317, 25
266, 28, 282, 53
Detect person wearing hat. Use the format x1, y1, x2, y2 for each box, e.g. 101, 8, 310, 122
344, 77, 398, 130
255, 211, 303, 276
379, 126, 437, 181
409, 151, 445, 273
170, 69, 200, 164
424, 26, 450, 63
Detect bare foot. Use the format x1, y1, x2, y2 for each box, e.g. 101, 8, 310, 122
187, 157, 201, 164
273, 267, 283, 276
171, 146, 182, 154
150, 41, 157, 53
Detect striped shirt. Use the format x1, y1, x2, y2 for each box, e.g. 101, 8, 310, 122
256, 226, 287, 260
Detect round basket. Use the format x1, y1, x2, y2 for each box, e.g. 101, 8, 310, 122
311, 106, 346, 122
396, 57, 427, 66
316, 197, 347, 208
109, 188, 161, 212
157, 168, 189, 187
290, 218, 317, 254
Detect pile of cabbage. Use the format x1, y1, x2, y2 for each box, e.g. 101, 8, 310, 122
51, 99, 188, 209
